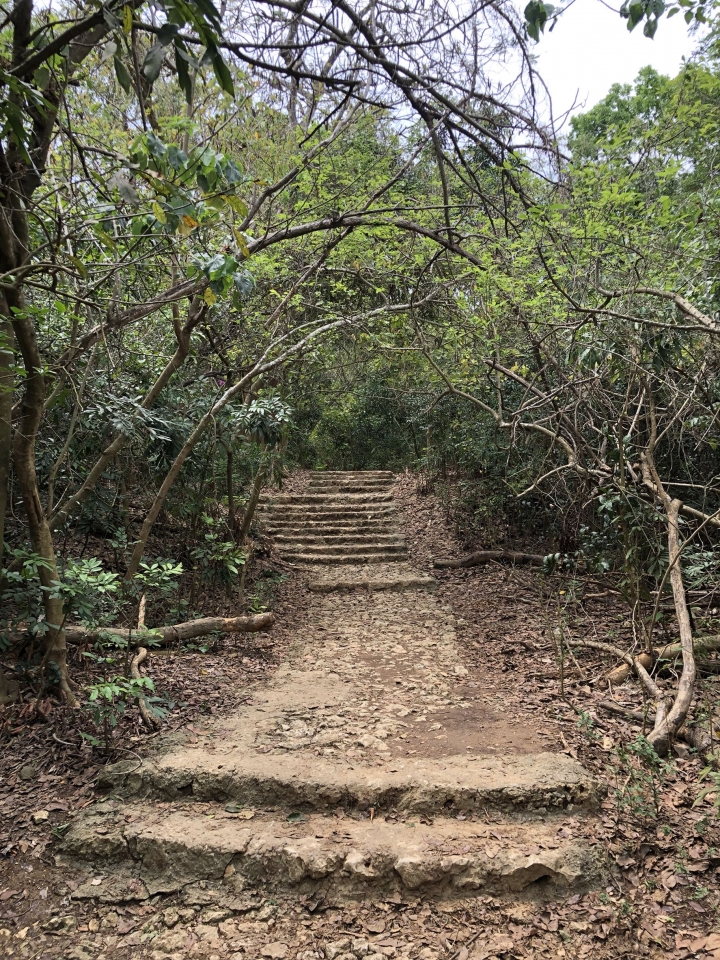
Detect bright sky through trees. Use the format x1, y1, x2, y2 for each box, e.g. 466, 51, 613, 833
533, 0, 699, 123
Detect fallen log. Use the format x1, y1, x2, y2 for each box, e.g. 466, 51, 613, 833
607, 653, 653, 687
433, 550, 546, 570
65, 612, 274, 647
606, 636, 720, 686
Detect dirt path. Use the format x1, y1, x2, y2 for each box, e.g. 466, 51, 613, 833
2, 472, 717, 960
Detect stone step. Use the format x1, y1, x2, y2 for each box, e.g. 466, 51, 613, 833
310, 471, 395, 478
264, 517, 396, 537
95, 751, 600, 815
308, 570, 438, 592
61, 801, 603, 902
260, 510, 397, 525
283, 551, 409, 565
262, 493, 394, 506
306, 481, 394, 492
279, 543, 408, 558
274, 534, 405, 546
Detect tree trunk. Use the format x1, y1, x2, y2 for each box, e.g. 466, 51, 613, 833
647, 499, 696, 754
9, 294, 73, 701
238, 458, 267, 545
223, 440, 235, 533
0, 313, 14, 574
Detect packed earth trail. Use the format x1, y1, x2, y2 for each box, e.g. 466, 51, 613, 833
49, 471, 610, 959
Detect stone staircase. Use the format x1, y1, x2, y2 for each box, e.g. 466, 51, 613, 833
259, 471, 409, 566
60, 471, 606, 911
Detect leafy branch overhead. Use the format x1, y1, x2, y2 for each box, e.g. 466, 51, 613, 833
523, 0, 713, 40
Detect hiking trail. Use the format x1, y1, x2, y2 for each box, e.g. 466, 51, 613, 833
61, 471, 605, 908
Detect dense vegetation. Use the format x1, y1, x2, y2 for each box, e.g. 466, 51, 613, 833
2, 0, 720, 757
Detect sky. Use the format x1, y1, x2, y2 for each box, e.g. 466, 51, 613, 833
533, 0, 700, 125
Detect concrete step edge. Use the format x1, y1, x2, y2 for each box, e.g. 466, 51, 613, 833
61, 803, 605, 902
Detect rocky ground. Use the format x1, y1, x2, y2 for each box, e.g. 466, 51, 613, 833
0, 471, 719, 960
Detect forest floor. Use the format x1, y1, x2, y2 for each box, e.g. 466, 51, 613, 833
1, 472, 719, 960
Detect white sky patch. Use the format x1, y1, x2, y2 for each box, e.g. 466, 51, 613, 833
532, 0, 700, 127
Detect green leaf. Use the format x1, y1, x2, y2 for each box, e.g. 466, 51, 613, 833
210, 47, 234, 95
33, 65, 50, 90
175, 40, 194, 104
152, 201, 167, 224
143, 43, 166, 83
108, 173, 140, 205
92, 224, 117, 250
114, 55, 132, 93
146, 131, 167, 158
123, 4, 133, 35
233, 228, 250, 258
158, 22, 181, 45
69, 255, 88, 278
225, 195, 248, 217
167, 144, 188, 171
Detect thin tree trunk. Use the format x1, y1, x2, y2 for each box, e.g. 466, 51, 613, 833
0, 313, 14, 574
222, 439, 235, 533
238, 458, 267, 545
45, 344, 96, 517
640, 400, 697, 755
50, 298, 205, 532
9, 294, 73, 701
647, 498, 696, 753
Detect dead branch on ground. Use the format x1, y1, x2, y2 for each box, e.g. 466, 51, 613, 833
64, 612, 274, 647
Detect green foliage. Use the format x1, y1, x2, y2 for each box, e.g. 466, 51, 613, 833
82, 674, 172, 751
524, 1, 555, 40
52, 558, 122, 629
1, 547, 57, 646
612, 736, 674, 822
693, 766, 720, 817
190, 515, 246, 586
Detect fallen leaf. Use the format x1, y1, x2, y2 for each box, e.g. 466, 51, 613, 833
32, 810, 49, 823
261, 942, 288, 959
366, 920, 386, 934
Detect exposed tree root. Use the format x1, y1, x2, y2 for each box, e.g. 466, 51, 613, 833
433, 549, 545, 569
64, 612, 274, 647
598, 699, 718, 759
130, 647, 159, 730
